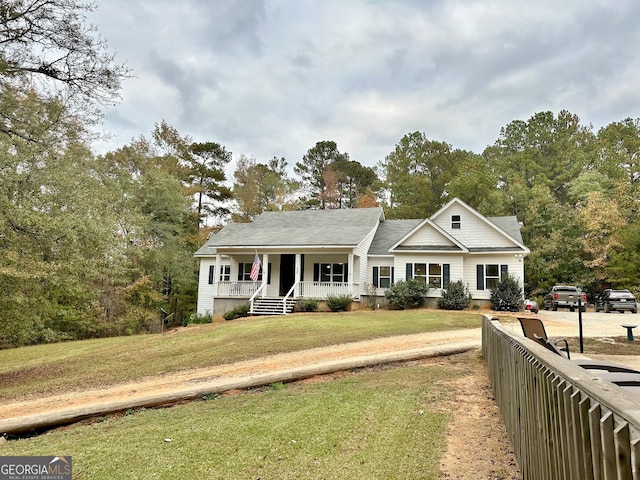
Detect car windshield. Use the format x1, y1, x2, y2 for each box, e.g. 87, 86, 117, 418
610, 291, 635, 299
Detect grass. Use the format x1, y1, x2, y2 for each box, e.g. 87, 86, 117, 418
0, 359, 466, 479
0, 309, 481, 401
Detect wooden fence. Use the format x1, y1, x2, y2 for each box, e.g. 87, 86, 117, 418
482, 314, 640, 479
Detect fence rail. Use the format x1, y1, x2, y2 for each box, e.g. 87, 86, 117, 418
482, 315, 640, 479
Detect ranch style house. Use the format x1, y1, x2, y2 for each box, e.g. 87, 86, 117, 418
195, 198, 530, 316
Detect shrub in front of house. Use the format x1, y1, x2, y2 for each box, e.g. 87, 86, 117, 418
437, 280, 472, 310
299, 298, 319, 312
223, 303, 250, 321
384, 279, 429, 310
325, 294, 353, 312
490, 274, 523, 312
184, 311, 213, 326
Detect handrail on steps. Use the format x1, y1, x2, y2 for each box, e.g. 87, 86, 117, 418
249, 283, 266, 313
283, 283, 296, 314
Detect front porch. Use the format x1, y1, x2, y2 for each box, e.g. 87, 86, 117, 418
199, 250, 361, 316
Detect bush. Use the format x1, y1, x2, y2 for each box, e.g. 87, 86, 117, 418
384, 279, 429, 310
325, 294, 353, 312
184, 311, 212, 326
490, 274, 523, 312
299, 298, 319, 312
223, 303, 250, 321
437, 280, 472, 310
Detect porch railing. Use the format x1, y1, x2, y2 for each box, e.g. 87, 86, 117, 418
216, 281, 260, 297
216, 281, 358, 299
298, 281, 355, 298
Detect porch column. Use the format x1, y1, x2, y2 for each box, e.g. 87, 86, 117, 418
294, 253, 301, 297
261, 253, 269, 298
348, 253, 354, 297
214, 254, 221, 296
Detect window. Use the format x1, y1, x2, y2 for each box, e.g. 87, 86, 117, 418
405, 263, 450, 288
208, 264, 231, 284
451, 214, 461, 229
372, 266, 394, 288
219, 264, 230, 282
238, 263, 271, 283
414, 263, 427, 285
476, 264, 508, 290
428, 263, 442, 288
314, 263, 348, 283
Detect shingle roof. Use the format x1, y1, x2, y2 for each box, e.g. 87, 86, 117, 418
487, 216, 524, 244
367, 219, 422, 255
195, 208, 384, 255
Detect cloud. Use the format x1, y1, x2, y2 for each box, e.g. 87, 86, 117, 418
89, 0, 640, 169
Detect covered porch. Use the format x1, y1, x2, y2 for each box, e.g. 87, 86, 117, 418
208, 250, 361, 314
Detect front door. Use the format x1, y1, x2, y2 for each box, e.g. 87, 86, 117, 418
279, 254, 295, 296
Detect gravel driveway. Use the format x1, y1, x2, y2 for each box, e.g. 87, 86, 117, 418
534, 308, 639, 338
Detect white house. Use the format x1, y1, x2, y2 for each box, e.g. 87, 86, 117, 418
195, 198, 530, 316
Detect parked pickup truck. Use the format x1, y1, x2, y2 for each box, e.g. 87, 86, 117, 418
543, 285, 587, 312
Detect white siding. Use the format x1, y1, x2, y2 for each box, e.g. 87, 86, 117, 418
392, 253, 464, 297
355, 226, 378, 295
401, 224, 456, 247
433, 204, 516, 249
196, 258, 216, 316
464, 254, 525, 300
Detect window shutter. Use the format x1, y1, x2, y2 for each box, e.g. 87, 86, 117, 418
344, 263, 348, 282
313, 263, 319, 282
372, 267, 379, 288
391, 267, 395, 285
238, 263, 244, 281
476, 265, 484, 290
443, 264, 450, 287
267, 263, 272, 284
500, 264, 508, 279
300, 254, 305, 280
406, 263, 413, 280
208, 265, 215, 284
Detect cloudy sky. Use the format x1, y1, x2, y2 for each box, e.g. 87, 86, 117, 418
88, 0, 640, 170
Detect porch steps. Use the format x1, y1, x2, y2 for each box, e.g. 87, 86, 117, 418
250, 297, 297, 316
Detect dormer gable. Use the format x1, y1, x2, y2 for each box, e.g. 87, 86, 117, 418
389, 218, 468, 253
430, 198, 529, 252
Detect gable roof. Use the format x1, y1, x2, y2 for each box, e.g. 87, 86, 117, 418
389, 218, 467, 253
195, 207, 384, 256
367, 219, 423, 255
431, 198, 529, 252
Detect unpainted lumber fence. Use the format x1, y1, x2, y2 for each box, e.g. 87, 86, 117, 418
482, 314, 640, 480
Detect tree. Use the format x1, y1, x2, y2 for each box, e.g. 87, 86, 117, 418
330, 158, 378, 208
0, 0, 129, 128
186, 142, 233, 227
295, 140, 349, 209
379, 132, 469, 218
484, 110, 596, 207
0, 93, 125, 346
232, 155, 299, 221
595, 118, 640, 184
446, 153, 507, 215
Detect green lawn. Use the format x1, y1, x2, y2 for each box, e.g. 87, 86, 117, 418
0, 309, 485, 479
0, 309, 482, 401
0, 358, 470, 479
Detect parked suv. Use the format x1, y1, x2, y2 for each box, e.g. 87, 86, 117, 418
594, 289, 637, 314
543, 285, 587, 312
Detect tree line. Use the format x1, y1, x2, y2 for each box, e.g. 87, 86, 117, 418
1, 0, 639, 347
